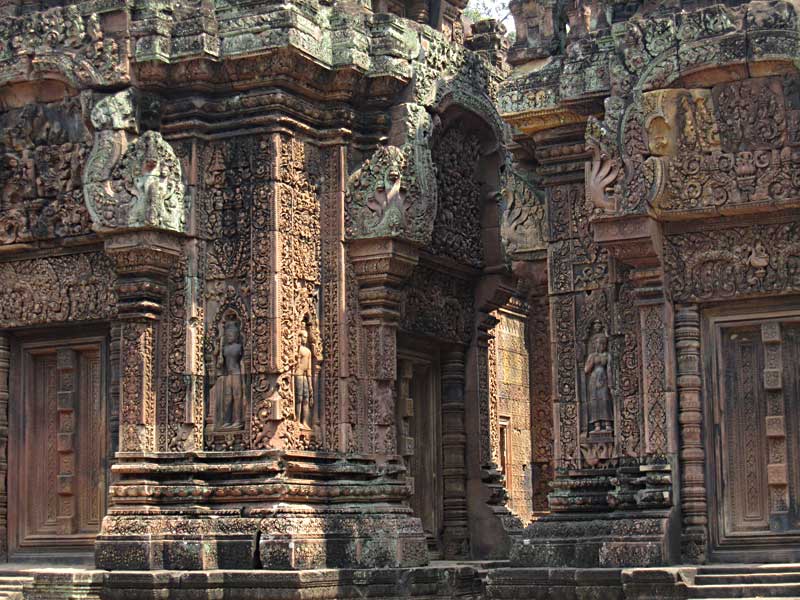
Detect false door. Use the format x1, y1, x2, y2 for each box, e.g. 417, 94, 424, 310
9, 335, 109, 558
710, 314, 800, 561
398, 349, 442, 558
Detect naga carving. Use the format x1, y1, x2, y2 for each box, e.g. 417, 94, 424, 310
345, 144, 434, 244
501, 170, 547, 256
585, 118, 620, 215
83, 90, 186, 233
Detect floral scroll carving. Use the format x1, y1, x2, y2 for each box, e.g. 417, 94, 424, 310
84, 90, 186, 233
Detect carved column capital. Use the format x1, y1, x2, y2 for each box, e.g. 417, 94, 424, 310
104, 230, 183, 321
592, 214, 664, 288
348, 238, 419, 290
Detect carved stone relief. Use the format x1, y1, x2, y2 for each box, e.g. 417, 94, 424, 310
0, 252, 117, 328
431, 127, 484, 268
399, 264, 474, 344
84, 90, 186, 233
210, 312, 246, 430
345, 103, 436, 247
199, 134, 324, 451
501, 169, 548, 256
0, 6, 129, 87
0, 99, 92, 245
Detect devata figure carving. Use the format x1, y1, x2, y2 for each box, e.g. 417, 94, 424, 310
294, 329, 314, 429
210, 315, 245, 429
584, 321, 614, 434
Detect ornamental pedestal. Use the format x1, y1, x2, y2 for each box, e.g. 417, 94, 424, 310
96, 451, 427, 570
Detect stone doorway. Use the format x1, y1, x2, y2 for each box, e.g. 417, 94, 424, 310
397, 347, 443, 559
707, 310, 800, 562
8, 333, 110, 561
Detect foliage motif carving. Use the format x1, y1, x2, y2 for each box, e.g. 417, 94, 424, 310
642, 305, 667, 455
529, 297, 553, 512
554, 294, 578, 462
616, 275, 643, 457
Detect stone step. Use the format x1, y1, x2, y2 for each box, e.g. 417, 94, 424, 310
695, 572, 800, 585
698, 564, 800, 575
687, 582, 800, 598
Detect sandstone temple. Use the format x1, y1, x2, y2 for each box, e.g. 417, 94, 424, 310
1, 0, 800, 597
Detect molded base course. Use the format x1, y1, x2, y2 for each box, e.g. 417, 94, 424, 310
7, 565, 738, 600
511, 513, 673, 568
96, 505, 427, 570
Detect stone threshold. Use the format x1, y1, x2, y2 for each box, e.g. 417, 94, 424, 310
2, 562, 800, 599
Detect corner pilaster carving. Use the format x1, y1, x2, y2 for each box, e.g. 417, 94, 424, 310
104, 231, 182, 453
348, 238, 418, 455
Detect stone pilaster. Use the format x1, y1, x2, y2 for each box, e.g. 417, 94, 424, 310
0, 334, 8, 560
104, 231, 183, 454
674, 305, 706, 563
441, 348, 469, 559
348, 238, 418, 456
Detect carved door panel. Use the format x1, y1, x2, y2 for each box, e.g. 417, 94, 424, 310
398, 351, 442, 558
711, 315, 800, 560
10, 336, 108, 557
